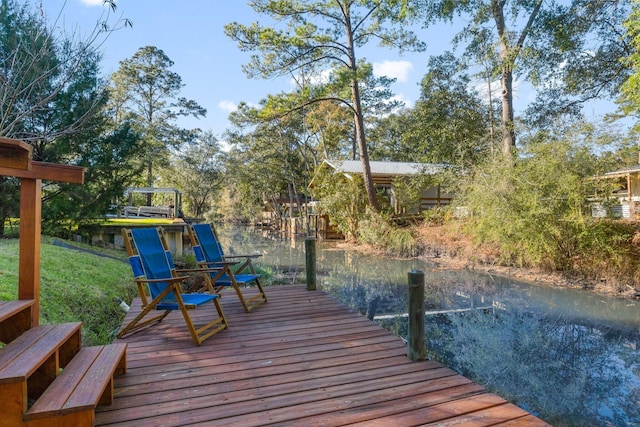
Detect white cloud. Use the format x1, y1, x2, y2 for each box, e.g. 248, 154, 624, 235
79, 0, 110, 6
394, 93, 413, 109
290, 69, 332, 88
218, 139, 232, 152
373, 60, 413, 83
218, 100, 238, 113
473, 78, 522, 103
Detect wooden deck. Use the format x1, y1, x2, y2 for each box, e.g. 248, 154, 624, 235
95, 285, 549, 426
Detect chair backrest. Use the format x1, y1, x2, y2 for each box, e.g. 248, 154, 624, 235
191, 223, 224, 263
127, 228, 177, 299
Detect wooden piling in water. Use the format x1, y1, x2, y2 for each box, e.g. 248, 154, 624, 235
305, 238, 317, 291
407, 270, 426, 361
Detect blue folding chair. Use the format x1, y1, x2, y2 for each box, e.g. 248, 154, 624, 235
118, 227, 228, 345
188, 223, 267, 312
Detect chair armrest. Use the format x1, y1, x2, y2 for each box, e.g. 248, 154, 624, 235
198, 261, 239, 267
135, 275, 189, 284
176, 267, 223, 274
225, 254, 262, 259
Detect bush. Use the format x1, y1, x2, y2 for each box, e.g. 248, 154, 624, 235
358, 209, 419, 257
310, 166, 368, 240
455, 136, 640, 290
423, 207, 451, 225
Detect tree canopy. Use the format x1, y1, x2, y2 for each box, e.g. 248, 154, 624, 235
415, 0, 632, 155
0, 0, 130, 236
225, 0, 424, 211
110, 46, 207, 193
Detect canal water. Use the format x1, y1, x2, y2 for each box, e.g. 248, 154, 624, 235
216, 225, 640, 426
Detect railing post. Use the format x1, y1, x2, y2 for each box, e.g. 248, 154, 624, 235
18, 178, 41, 326
407, 270, 426, 361
305, 238, 317, 291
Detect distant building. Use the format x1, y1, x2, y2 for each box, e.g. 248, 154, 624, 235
312, 159, 454, 214
591, 165, 640, 218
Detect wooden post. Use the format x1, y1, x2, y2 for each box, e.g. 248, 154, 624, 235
0, 138, 85, 328
305, 238, 317, 291
18, 178, 41, 325
407, 270, 426, 361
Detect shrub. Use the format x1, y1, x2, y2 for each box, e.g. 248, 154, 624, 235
455, 135, 640, 289
309, 165, 368, 240
358, 209, 419, 257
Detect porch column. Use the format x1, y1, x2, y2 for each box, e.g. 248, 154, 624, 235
628, 174, 633, 217
18, 178, 42, 325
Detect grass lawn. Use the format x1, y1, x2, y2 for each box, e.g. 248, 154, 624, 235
0, 237, 136, 346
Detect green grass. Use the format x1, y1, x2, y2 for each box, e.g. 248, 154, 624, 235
0, 234, 279, 346
0, 237, 136, 346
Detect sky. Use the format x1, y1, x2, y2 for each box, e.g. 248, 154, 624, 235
39, 0, 452, 137
39, 0, 617, 139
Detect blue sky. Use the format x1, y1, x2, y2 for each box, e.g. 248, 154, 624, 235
40, 0, 617, 138
41, 0, 452, 137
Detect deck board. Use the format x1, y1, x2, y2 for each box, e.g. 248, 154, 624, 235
95, 285, 549, 426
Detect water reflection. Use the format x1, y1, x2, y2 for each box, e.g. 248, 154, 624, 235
216, 225, 640, 426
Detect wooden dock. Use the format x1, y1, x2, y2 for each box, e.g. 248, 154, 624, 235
96, 285, 549, 426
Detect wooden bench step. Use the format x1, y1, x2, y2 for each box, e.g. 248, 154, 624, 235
0, 323, 82, 425
0, 300, 34, 343
24, 343, 127, 426
0, 322, 82, 384
0, 322, 81, 406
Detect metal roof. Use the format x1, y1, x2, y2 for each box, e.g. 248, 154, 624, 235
124, 187, 182, 195
325, 160, 448, 176
603, 164, 640, 178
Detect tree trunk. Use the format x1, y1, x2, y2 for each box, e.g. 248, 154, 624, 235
352, 85, 380, 212
352, 126, 357, 161
492, 0, 543, 156
344, 3, 379, 212
288, 182, 295, 217
493, 0, 516, 156
500, 68, 516, 155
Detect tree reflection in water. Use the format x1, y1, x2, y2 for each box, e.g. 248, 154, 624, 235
423, 312, 638, 426
216, 226, 640, 426
312, 267, 640, 426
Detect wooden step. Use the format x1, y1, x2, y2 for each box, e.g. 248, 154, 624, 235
0, 300, 34, 344
24, 343, 127, 427
0, 322, 82, 425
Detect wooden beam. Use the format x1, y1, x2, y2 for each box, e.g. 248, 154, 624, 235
18, 179, 42, 326
0, 161, 85, 184
0, 137, 32, 170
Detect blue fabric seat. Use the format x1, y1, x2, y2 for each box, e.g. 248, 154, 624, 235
118, 227, 228, 345
188, 223, 267, 312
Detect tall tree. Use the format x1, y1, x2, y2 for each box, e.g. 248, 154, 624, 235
225, 102, 312, 221
620, 0, 640, 123
304, 99, 353, 161
0, 0, 129, 236
526, 0, 631, 129
42, 122, 143, 236
110, 46, 206, 198
225, 0, 423, 212
420, 0, 545, 155
370, 52, 492, 167
0, 0, 127, 143
164, 131, 225, 218
417, 0, 631, 156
